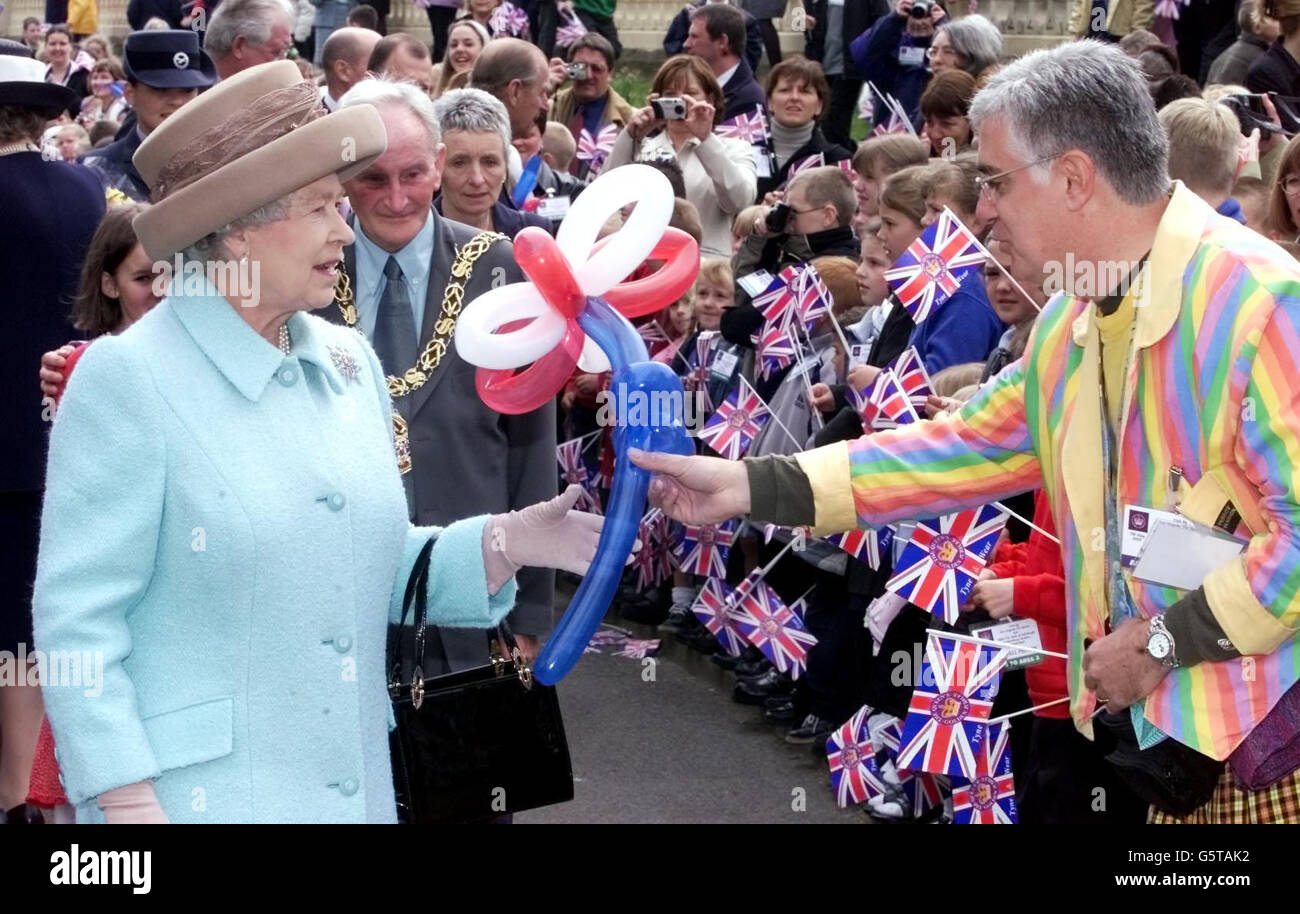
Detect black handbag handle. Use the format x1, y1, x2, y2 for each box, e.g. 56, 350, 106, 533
391, 534, 532, 709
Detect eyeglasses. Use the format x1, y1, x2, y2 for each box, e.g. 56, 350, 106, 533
1283, 175, 1300, 197
974, 155, 1060, 199
925, 45, 958, 60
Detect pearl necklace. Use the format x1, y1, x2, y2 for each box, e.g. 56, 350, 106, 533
278, 323, 292, 355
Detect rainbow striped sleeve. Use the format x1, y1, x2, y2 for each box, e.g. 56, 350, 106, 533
795, 358, 1043, 537
1203, 275, 1300, 654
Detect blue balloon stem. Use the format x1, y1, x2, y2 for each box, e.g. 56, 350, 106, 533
532, 299, 692, 686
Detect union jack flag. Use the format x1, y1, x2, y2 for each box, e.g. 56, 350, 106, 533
614, 638, 662, 659
900, 769, 947, 817
757, 324, 797, 380
576, 123, 619, 176
684, 332, 719, 412
756, 264, 832, 340
699, 377, 770, 460
896, 633, 1008, 778
779, 263, 831, 331
871, 108, 911, 136
884, 209, 986, 323
826, 706, 886, 807
826, 525, 895, 571
637, 320, 669, 347
870, 714, 903, 755
692, 577, 747, 656
751, 277, 792, 341
885, 504, 1009, 623
733, 574, 818, 678
890, 346, 934, 412
634, 508, 669, 590
847, 369, 918, 431
556, 438, 602, 514
715, 109, 770, 146
555, 8, 588, 45
951, 721, 1018, 824
673, 519, 736, 578
488, 0, 530, 37
787, 152, 825, 180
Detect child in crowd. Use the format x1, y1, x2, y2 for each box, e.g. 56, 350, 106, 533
542, 120, 577, 173
848, 133, 928, 236
731, 204, 765, 253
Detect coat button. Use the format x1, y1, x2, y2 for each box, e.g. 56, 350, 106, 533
327, 493, 346, 511
339, 777, 359, 797
278, 366, 298, 386
333, 634, 352, 653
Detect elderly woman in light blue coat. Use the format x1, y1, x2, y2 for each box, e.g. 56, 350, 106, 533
33, 61, 601, 824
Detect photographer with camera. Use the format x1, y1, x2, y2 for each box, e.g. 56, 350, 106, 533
850, 0, 946, 130
549, 33, 636, 179
721, 166, 860, 362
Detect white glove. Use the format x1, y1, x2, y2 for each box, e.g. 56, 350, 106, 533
482, 485, 604, 594
96, 780, 169, 824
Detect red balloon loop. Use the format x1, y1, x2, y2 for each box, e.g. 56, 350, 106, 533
512, 226, 587, 320
475, 321, 584, 414
601, 228, 701, 318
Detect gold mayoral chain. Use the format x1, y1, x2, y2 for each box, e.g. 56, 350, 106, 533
334, 230, 506, 474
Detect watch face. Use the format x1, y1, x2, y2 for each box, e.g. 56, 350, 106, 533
1148, 632, 1172, 660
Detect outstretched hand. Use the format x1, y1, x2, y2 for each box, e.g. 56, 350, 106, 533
483, 485, 605, 593
628, 447, 751, 525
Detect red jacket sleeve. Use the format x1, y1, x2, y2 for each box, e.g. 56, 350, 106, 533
1011, 572, 1068, 628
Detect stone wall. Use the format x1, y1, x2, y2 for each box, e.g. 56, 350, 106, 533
0, 0, 1075, 55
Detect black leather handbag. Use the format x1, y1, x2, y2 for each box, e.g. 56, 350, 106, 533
1093, 708, 1224, 818
388, 537, 575, 824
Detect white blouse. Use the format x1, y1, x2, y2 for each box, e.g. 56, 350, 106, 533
605, 127, 758, 259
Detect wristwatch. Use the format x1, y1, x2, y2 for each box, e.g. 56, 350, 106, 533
1145, 615, 1179, 668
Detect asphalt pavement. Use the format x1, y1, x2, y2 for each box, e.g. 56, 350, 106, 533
517, 619, 864, 824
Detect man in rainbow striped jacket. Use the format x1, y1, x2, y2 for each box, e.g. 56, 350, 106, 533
632, 41, 1300, 823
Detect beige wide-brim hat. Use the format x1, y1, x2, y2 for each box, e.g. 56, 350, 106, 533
133, 60, 387, 261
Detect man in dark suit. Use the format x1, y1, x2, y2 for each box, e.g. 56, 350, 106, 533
82, 30, 216, 202
0, 39, 105, 824
664, 0, 764, 72
684, 1, 766, 122
336, 78, 556, 674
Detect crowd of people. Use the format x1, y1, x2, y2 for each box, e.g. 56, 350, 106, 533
4, 0, 1300, 826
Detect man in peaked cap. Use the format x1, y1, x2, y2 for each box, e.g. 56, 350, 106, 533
82, 30, 217, 202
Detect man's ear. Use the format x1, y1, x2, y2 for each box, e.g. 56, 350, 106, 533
230, 34, 247, 60
1058, 150, 1095, 214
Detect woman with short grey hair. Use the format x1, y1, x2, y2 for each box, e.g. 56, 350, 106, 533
930, 13, 1003, 81
431, 87, 553, 238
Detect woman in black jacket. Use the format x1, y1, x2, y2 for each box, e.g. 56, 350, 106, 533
757, 55, 852, 199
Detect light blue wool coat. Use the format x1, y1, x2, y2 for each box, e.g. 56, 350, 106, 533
33, 289, 517, 824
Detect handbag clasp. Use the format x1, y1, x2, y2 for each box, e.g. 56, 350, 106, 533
411, 665, 425, 710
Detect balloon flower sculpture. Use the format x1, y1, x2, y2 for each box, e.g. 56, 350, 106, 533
455, 165, 700, 685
